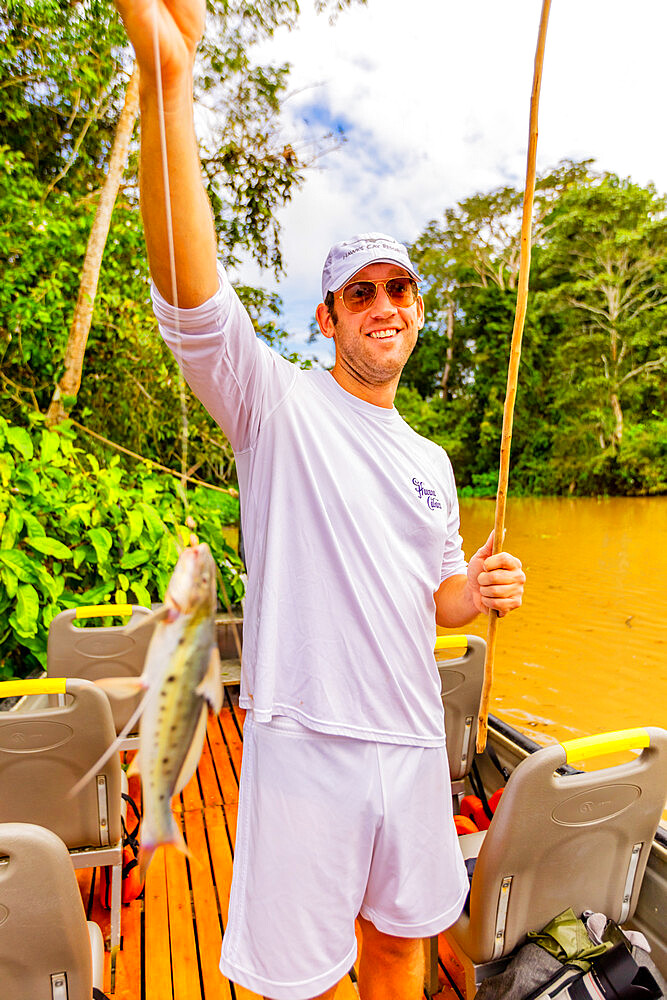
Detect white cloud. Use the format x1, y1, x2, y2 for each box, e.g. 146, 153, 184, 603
227, 0, 667, 359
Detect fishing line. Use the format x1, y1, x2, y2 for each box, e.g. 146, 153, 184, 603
150, 8, 243, 662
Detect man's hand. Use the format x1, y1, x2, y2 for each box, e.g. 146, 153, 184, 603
112, 0, 218, 307
114, 0, 205, 89
467, 531, 525, 618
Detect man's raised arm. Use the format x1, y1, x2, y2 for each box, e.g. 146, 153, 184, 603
115, 0, 218, 307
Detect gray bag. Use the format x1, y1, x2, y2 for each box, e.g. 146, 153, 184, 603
475, 942, 665, 1000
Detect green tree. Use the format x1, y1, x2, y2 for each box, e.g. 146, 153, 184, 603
1, 0, 362, 482
404, 163, 590, 491
540, 174, 667, 493
403, 163, 666, 496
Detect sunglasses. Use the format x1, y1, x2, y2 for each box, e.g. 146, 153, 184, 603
337, 276, 419, 313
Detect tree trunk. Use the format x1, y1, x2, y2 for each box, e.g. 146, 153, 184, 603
440, 298, 455, 398
610, 391, 623, 448
46, 65, 140, 426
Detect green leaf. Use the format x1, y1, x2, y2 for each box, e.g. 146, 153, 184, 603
130, 580, 152, 607
73, 544, 95, 570
137, 502, 165, 543
40, 429, 61, 464
34, 568, 61, 603
14, 469, 40, 495
0, 549, 39, 583
43, 603, 60, 630
22, 512, 46, 538
0, 456, 14, 487
65, 502, 93, 528
6, 425, 33, 461
14, 583, 40, 635
1, 509, 24, 549
127, 508, 143, 542
119, 549, 150, 569
158, 532, 178, 567
80, 580, 115, 604
88, 526, 113, 563
25, 536, 73, 559
1, 566, 18, 598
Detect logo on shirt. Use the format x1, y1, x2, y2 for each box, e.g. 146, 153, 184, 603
412, 478, 442, 510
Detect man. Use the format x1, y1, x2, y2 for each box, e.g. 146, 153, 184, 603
114, 2, 525, 998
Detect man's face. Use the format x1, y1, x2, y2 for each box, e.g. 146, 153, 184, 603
316, 262, 424, 391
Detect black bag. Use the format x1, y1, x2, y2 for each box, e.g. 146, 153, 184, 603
525, 944, 662, 999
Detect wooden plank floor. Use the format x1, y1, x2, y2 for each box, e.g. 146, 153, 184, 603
76, 687, 463, 1000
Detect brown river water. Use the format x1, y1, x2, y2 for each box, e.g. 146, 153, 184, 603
452, 496, 667, 747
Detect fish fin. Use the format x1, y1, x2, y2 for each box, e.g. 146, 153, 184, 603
123, 604, 170, 635
174, 706, 208, 795
171, 815, 196, 865
196, 645, 223, 715
68, 683, 152, 799
95, 676, 146, 699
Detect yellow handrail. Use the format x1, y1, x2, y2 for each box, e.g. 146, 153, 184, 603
75, 604, 133, 619
562, 728, 650, 763
434, 635, 469, 653
0, 678, 68, 699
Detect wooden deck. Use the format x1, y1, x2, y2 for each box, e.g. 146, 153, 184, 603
76, 687, 465, 1000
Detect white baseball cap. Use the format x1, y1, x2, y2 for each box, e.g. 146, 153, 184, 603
321, 232, 423, 300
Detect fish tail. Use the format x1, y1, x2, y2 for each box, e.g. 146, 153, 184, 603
138, 815, 195, 883
138, 842, 157, 885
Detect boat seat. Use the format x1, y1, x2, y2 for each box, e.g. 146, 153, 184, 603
0, 677, 124, 969
444, 727, 667, 997
47, 604, 155, 748
424, 635, 485, 992
436, 634, 486, 803
0, 822, 105, 1000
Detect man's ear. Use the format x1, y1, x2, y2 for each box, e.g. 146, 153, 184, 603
315, 302, 336, 340
417, 295, 425, 330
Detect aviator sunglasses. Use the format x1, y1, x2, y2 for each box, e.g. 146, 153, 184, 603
337, 276, 419, 313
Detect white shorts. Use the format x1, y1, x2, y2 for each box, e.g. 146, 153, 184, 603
219, 715, 468, 1000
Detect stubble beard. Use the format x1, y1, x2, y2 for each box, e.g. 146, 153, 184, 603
334, 326, 416, 390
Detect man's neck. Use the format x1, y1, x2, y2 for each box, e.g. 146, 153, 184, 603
330, 363, 398, 409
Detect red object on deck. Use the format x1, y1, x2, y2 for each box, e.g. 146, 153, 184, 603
488, 788, 504, 813
460, 795, 491, 830
99, 847, 142, 908
454, 814, 479, 836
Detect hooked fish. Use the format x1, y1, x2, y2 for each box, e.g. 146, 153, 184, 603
72, 542, 223, 880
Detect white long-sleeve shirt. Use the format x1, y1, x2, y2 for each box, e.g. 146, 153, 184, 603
153, 268, 467, 747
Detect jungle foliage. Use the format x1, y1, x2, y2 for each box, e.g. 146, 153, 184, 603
0, 414, 242, 680
401, 162, 667, 497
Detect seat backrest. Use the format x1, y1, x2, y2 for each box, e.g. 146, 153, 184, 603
466, 727, 667, 963
0, 678, 121, 849
0, 822, 93, 1000
47, 604, 154, 733
437, 635, 486, 781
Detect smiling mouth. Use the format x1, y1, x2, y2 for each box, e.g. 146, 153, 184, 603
367, 329, 399, 339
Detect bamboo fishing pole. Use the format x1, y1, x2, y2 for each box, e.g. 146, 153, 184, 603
476, 0, 552, 753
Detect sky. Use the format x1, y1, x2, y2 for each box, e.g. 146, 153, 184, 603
229, 0, 667, 365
